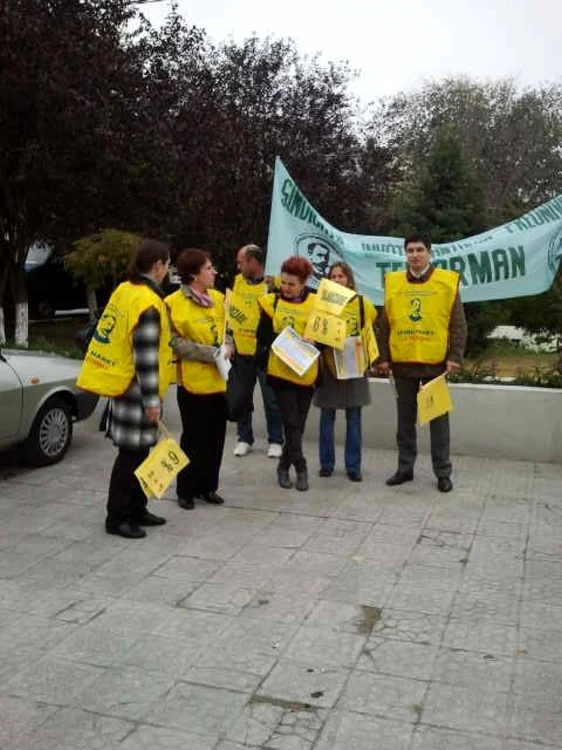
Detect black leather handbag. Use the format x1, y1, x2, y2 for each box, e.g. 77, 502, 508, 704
226, 362, 251, 422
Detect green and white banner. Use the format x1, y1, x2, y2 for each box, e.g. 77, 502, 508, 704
266, 157, 562, 304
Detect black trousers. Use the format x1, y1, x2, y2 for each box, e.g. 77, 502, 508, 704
394, 375, 452, 479
106, 446, 149, 526
273, 385, 314, 472
176, 387, 227, 500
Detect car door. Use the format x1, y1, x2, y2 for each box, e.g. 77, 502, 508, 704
0, 353, 23, 447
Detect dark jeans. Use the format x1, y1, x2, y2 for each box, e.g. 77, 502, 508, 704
176, 387, 227, 500
235, 354, 282, 445
273, 385, 314, 472
106, 446, 149, 527
319, 407, 362, 474
394, 375, 452, 478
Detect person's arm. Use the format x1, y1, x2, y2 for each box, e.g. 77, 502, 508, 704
446, 294, 468, 373
133, 307, 161, 422
170, 334, 217, 363
376, 308, 391, 375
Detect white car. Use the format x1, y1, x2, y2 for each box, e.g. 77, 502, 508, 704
0, 348, 98, 465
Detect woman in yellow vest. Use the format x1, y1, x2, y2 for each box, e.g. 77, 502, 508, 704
256, 256, 318, 491
76, 239, 172, 540
314, 262, 377, 482
166, 248, 231, 510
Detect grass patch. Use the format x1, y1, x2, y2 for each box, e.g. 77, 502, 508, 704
463, 350, 559, 379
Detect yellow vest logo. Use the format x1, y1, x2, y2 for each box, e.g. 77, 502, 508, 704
280, 314, 296, 330
92, 310, 118, 344
409, 298, 423, 323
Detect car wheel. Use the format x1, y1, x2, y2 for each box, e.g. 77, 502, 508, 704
24, 396, 73, 466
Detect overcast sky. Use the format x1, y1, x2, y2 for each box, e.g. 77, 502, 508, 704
140, 0, 561, 103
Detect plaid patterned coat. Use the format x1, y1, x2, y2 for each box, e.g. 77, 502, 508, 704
108, 277, 164, 449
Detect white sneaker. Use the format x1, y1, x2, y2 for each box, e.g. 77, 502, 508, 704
267, 443, 283, 459
233, 441, 252, 457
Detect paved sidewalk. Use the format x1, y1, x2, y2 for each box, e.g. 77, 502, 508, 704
0, 411, 561, 749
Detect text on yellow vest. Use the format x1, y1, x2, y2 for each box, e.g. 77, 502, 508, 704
166, 288, 226, 394
259, 292, 318, 386
385, 268, 459, 364
231, 274, 268, 356
76, 281, 173, 400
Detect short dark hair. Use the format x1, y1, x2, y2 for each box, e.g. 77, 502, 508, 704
281, 256, 313, 282
404, 234, 432, 252
127, 238, 169, 281
245, 245, 264, 265
176, 248, 211, 284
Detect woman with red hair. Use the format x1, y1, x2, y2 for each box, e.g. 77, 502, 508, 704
256, 256, 318, 491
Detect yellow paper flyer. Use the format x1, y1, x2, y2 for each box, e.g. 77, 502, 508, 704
315, 278, 356, 316
417, 373, 453, 425
304, 310, 346, 350
271, 326, 320, 376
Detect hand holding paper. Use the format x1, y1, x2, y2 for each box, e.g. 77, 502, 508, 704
214, 344, 232, 381
271, 326, 320, 377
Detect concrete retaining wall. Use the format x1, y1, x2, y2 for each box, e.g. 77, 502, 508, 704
247, 380, 562, 464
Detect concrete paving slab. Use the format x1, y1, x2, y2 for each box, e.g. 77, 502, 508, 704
0, 402, 561, 749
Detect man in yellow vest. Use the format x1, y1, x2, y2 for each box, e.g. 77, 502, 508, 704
231, 244, 283, 458
377, 234, 467, 492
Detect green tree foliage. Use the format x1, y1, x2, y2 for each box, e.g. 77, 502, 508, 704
64, 229, 142, 313
506, 273, 562, 341
393, 123, 487, 241
141, 17, 386, 277
374, 77, 562, 222
0, 0, 177, 330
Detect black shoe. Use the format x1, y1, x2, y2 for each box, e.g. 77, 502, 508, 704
138, 510, 167, 526
319, 467, 333, 477
105, 522, 146, 539
347, 470, 362, 482
295, 469, 309, 492
437, 477, 453, 493
202, 491, 225, 505
178, 496, 195, 510
277, 467, 292, 489
386, 471, 414, 486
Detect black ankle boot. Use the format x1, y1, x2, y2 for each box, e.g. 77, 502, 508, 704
295, 469, 309, 491
277, 466, 292, 489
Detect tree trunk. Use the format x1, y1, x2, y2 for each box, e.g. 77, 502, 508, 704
14, 301, 29, 346
11, 262, 29, 347
0, 253, 11, 345
0, 307, 5, 345
86, 288, 98, 321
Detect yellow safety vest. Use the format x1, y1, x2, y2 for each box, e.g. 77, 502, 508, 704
231, 274, 268, 356
166, 288, 226, 395
258, 292, 318, 386
324, 295, 378, 376
385, 268, 459, 364
77, 281, 173, 400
